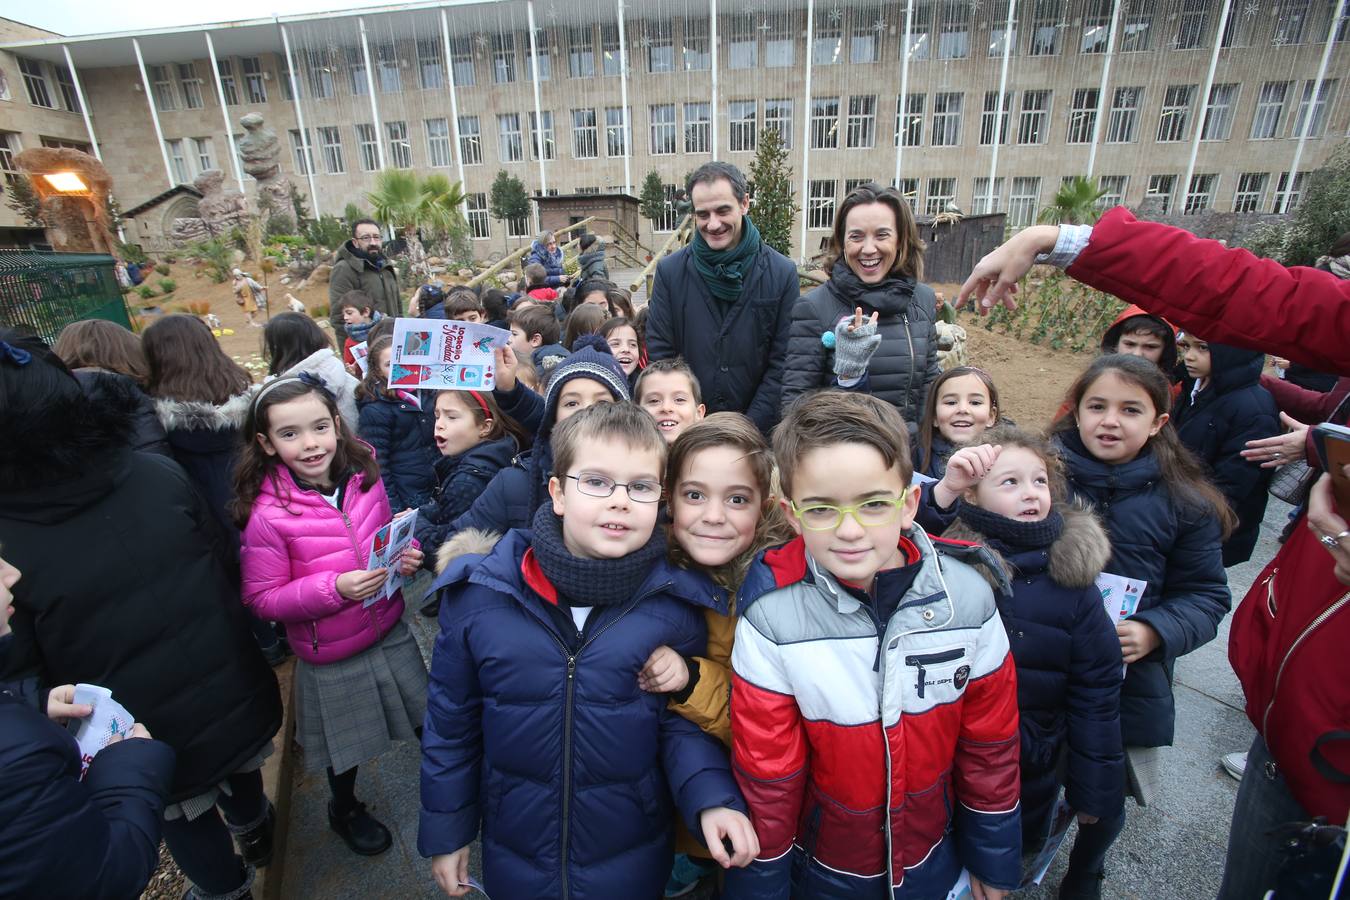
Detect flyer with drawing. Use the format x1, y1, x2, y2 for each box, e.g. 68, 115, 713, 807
389, 318, 510, 391
365, 510, 418, 607
1095, 572, 1147, 677
70, 683, 136, 778
350, 340, 370, 376
1019, 797, 1076, 888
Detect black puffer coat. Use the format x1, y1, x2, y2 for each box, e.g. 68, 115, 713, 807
1172, 342, 1278, 567
154, 389, 256, 550
781, 261, 940, 429
72, 369, 171, 457
357, 391, 438, 513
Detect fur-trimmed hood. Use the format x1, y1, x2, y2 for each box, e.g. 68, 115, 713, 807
942, 503, 1111, 591
154, 388, 257, 433
435, 528, 502, 576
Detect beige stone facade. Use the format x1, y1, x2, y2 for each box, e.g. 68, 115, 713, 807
1, 2, 1346, 259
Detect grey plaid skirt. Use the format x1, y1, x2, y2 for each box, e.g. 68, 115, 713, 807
294, 619, 428, 774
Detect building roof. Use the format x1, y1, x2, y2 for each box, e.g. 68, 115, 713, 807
121, 184, 203, 219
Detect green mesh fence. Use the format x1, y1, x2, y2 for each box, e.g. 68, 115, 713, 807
0, 251, 132, 344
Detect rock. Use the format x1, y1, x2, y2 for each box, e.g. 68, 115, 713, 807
280, 275, 291, 285
306, 263, 331, 285
935, 322, 968, 370
193, 169, 251, 236
230, 249, 246, 265
427, 256, 443, 266
238, 113, 295, 226
458, 268, 474, 279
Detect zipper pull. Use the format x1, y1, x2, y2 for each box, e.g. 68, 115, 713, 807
567, 656, 576, 680
912, 660, 926, 698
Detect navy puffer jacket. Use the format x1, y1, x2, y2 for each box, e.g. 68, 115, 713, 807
357, 392, 438, 512
416, 436, 520, 572
1056, 431, 1231, 747
945, 505, 1124, 837
447, 453, 540, 537
526, 241, 566, 288
1171, 342, 1278, 567
419, 530, 746, 899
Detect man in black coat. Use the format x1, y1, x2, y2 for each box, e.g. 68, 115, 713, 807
645, 161, 798, 435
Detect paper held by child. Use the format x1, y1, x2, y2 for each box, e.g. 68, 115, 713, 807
1019, 797, 1076, 888
365, 510, 418, 607
390, 318, 510, 391
946, 869, 973, 900
351, 341, 370, 376
1096, 572, 1147, 678
69, 683, 135, 778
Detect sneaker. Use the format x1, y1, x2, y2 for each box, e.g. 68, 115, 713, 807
328, 800, 392, 856
1221, 751, 1248, 781
234, 803, 276, 869
1058, 865, 1105, 900
664, 853, 717, 898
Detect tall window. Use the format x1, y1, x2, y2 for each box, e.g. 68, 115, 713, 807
1184, 174, 1217, 214
572, 108, 598, 159
1097, 175, 1127, 208
1220, 3, 1249, 46
904, 4, 932, 60
972, 177, 1005, 214
458, 116, 482, 165
318, 127, 344, 174
728, 15, 759, 69
385, 121, 412, 168
649, 104, 676, 154
497, 114, 523, 163
347, 47, 369, 96
19, 58, 53, 108
684, 18, 711, 70
1156, 85, 1195, 142
1273, 171, 1306, 213
647, 20, 675, 72
279, 61, 298, 100
1292, 79, 1337, 138
508, 213, 530, 239
846, 95, 877, 149
765, 99, 793, 148
356, 124, 379, 171
53, 65, 80, 113
1273, 0, 1310, 44
418, 39, 445, 90
178, 63, 203, 109
1251, 81, 1290, 139
1080, 1, 1111, 53
241, 57, 266, 103
451, 37, 475, 86
1233, 173, 1268, 213
930, 92, 962, 147
217, 60, 239, 105
980, 92, 1011, 145
304, 51, 335, 99
1018, 90, 1050, 144
926, 177, 957, 216
0, 132, 22, 187
605, 107, 628, 157
1201, 83, 1239, 141
813, 21, 842, 65
149, 65, 176, 110
426, 118, 452, 167
467, 193, 491, 239
1176, 0, 1208, 49
655, 183, 680, 231
811, 97, 840, 149
1106, 87, 1142, 143
529, 111, 555, 160
601, 24, 622, 77
937, 5, 970, 58
1066, 88, 1099, 144
375, 45, 400, 93
684, 103, 710, 153
1146, 174, 1176, 213
897, 93, 924, 147
1120, 8, 1153, 51
851, 15, 881, 63
1008, 177, 1041, 226
288, 131, 313, 176
192, 137, 214, 172
1029, 1, 1062, 55
729, 101, 758, 152
493, 34, 517, 84
989, 22, 1018, 57
569, 26, 596, 78
808, 180, 836, 229
166, 139, 190, 183
526, 30, 551, 81
766, 19, 795, 67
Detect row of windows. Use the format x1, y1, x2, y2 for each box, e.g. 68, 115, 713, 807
0, 131, 92, 193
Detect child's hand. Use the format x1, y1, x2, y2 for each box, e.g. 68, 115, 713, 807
336, 568, 388, 602
494, 346, 519, 392
698, 807, 759, 868
45, 684, 93, 722
968, 874, 1008, 900
431, 847, 472, 897
1117, 619, 1161, 663
400, 546, 425, 576
637, 645, 688, 693
933, 444, 1002, 509
107, 723, 153, 743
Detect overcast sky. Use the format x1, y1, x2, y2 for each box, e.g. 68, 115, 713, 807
3, 0, 413, 36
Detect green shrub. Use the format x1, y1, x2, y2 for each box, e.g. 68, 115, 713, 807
310, 302, 330, 320
118, 242, 148, 265
307, 214, 347, 250
265, 214, 296, 239
136, 285, 156, 300
158, 278, 177, 294
155, 263, 171, 276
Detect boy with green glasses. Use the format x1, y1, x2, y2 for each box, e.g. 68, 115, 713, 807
726, 390, 1022, 900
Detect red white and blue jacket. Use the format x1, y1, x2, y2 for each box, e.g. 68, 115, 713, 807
725, 527, 1021, 899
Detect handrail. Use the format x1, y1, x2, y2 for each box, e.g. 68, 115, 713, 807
466, 216, 597, 288
629, 215, 691, 294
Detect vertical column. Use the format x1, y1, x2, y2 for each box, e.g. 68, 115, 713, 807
1085, 0, 1122, 178
132, 38, 176, 189
60, 45, 101, 162
798, 0, 815, 262
616, 0, 633, 194
527, 0, 550, 223
278, 23, 322, 216
893, 0, 914, 191
985, 0, 1016, 212
1281, 0, 1346, 212
709, 0, 719, 157
440, 7, 470, 219
1182, 0, 1233, 212
358, 17, 387, 170
203, 32, 246, 192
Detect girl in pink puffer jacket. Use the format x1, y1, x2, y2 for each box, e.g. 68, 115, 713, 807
234, 374, 428, 858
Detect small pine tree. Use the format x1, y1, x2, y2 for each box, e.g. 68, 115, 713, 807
639, 171, 667, 225
489, 170, 530, 252
4, 174, 43, 227
748, 126, 799, 257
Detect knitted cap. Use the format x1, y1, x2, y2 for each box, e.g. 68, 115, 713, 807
540, 335, 630, 435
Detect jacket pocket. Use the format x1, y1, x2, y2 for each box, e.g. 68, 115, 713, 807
902, 645, 968, 702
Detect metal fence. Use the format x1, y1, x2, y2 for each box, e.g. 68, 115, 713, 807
0, 251, 131, 344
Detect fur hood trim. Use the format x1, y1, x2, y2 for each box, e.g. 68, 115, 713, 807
155, 388, 257, 432
436, 529, 503, 576
942, 503, 1111, 591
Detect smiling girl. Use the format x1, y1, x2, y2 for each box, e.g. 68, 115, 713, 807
915, 366, 1002, 479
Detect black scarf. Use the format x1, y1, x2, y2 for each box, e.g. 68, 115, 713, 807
955, 501, 1064, 553
827, 258, 915, 312
529, 504, 668, 607
348, 241, 386, 270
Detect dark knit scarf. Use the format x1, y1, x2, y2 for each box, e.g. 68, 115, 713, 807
826, 258, 916, 311
690, 215, 762, 303
347, 241, 388, 270
955, 501, 1064, 553
344, 311, 383, 344
529, 504, 668, 607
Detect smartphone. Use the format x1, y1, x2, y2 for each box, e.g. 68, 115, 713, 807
1312, 423, 1350, 515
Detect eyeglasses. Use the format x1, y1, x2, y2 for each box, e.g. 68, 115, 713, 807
354, 233, 382, 242
789, 496, 910, 531
566, 473, 662, 503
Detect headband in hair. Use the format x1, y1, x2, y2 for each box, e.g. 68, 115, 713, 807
0, 340, 32, 366
467, 390, 492, 419
252, 371, 332, 411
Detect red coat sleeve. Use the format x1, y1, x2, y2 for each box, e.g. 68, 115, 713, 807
1067, 207, 1350, 376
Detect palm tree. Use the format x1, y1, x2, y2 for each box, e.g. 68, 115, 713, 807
1037, 176, 1109, 225
366, 171, 469, 277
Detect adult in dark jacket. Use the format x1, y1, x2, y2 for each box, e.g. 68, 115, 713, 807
52, 319, 172, 457
781, 182, 940, 428
329, 218, 402, 339
577, 234, 609, 282
74, 368, 172, 456
525, 231, 569, 289
0, 331, 282, 900
645, 161, 797, 435
1171, 339, 1277, 566
357, 391, 438, 513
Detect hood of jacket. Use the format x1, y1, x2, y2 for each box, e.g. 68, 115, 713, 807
0, 449, 135, 525
1100, 304, 1178, 373
155, 389, 255, 433
432, 435, 519, 482
578, 247, 606, 266
942, 502, 1112, 591
434, 527, 503, 576
530, 240, 562, 264
825, 258, 919, 317
1185, 340, 1266, 396
276, 349, 349, 394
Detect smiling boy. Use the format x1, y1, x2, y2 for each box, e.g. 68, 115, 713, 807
635, 358, 707, 443
726, 391, 1021, 900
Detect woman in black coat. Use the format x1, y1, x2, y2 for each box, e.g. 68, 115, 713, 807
0, 330, 282, 900
53, 318, 171, 456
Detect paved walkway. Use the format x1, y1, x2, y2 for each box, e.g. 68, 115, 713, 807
280, 502, 1291, 899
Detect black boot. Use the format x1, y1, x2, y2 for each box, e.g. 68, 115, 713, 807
419, 597, 441, 618
1058, 865, 1105, 900
233, 803, 276, 869
328, 800, 392, 856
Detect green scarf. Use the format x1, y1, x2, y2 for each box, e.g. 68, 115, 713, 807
690, 215, 762, 303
